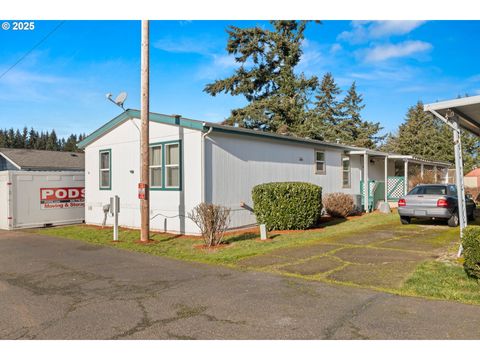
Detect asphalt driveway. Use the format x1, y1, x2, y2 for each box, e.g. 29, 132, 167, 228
1, 229, 479, 339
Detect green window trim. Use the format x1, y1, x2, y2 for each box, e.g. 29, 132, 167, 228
149, 140, 182, 191
99, 149, 112, 190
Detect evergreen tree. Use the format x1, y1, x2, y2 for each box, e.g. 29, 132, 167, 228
381, 101, 480, 173
63, 134, 78, 152
204, 21, 318, 134
46, 130, 59, 151
14, 129, 23, 148
28, 128, 38, 149
338, 82, 383, 149
20, 127, 28, 147
38, 131, 47, 150
382, 101, 445, 159
6, 129, 15, 148
301, 72, 341, 140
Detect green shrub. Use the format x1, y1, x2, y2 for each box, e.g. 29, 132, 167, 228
251, 182, 322, 231
462, 226, 480, 279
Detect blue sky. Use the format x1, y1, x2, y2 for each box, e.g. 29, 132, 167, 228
1, 20, 480, 138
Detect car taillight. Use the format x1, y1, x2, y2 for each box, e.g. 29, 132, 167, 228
398, 199, 406, 207
437, 198, 449, 208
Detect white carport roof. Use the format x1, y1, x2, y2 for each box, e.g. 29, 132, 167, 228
424, 95, 480, 256
424, 94, 480, 136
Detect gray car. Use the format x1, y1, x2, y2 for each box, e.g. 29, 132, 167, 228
397, 184, 476, 227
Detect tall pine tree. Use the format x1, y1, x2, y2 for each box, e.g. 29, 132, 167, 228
381, 101, 480, 173
301, 72, 341, 141
204, 21, 319, 134
337, 82, 383, 149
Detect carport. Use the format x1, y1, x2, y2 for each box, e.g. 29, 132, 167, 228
424, 95, 480, 256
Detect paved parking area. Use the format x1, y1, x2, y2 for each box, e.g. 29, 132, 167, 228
237, 225, 453, 288
1, 229, 479, 339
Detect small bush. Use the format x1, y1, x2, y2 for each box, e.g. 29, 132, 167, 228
463, 226, 480, 279
409, 169, 437, 190
188, 203, 231, 247
251, 182, 322, 231
323, 193, 356, 218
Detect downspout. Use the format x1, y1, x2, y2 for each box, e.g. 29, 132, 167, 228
201, 124, 213, 203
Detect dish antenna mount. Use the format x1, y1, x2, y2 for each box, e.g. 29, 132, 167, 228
106, 91, 128, 110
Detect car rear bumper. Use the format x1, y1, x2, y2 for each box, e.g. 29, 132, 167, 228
398, 207, 453, 218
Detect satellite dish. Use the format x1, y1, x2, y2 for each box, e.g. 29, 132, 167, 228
115, 92, 127, 107
105, 91, 128, 110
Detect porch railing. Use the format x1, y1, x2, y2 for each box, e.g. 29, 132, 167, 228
360, 176, 405, 211
386, 176, 405, 200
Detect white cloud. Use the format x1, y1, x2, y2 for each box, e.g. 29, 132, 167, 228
153, 36, 218, 55
330, 43, 342, 54
338, 21, 427, 44
1, 69, 66, 85
195, 54, 240, 80
362, 40, 432, 62
212, 54, 237, 68
467, 74, 480, 83
297, 39, 333, 75
0, 68, 71, 102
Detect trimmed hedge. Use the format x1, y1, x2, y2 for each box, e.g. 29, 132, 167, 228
251, 182, 322, 231
463, 226, 480, 279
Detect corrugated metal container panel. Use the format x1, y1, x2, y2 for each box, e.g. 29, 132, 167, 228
0, 170, 85, 230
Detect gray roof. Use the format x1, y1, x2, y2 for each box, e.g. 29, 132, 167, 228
0, 148, 84, 171
77, 109, 450, 168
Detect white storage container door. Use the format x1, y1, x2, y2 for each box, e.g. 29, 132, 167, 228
11, 171, 85, 229
0, 172, 10, 230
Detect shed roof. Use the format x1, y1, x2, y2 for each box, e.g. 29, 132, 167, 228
465, 168, 480, 178
0, 148, 84, 171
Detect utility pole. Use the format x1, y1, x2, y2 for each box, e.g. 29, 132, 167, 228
140, 20, 150, 242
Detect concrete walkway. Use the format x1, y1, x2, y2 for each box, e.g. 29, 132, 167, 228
0, 230, 478, 340
238, 225, 453, 289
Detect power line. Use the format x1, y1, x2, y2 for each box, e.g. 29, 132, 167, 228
0, 20, 66, 81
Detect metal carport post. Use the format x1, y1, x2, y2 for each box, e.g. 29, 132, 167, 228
424, 95, 480, 256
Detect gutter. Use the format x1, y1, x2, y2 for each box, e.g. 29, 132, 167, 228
201, 125, 213, 203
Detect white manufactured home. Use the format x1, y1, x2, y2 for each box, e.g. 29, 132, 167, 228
78, 110, 450, 235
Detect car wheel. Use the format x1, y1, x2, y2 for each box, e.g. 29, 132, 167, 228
400, 216, 411, 225
448, 211, 459, 227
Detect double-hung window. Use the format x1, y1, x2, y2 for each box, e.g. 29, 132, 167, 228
315, 150, 326, 175
149, 141, 181, 190
99, 149, 111, 190
342, 155, 351, 188
149, 145, 162, 188
165, 143, 180, 188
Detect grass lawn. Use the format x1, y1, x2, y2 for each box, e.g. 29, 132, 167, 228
29, 211, 480, 306
30, 212, 401, 265
401, 261, 480, 304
